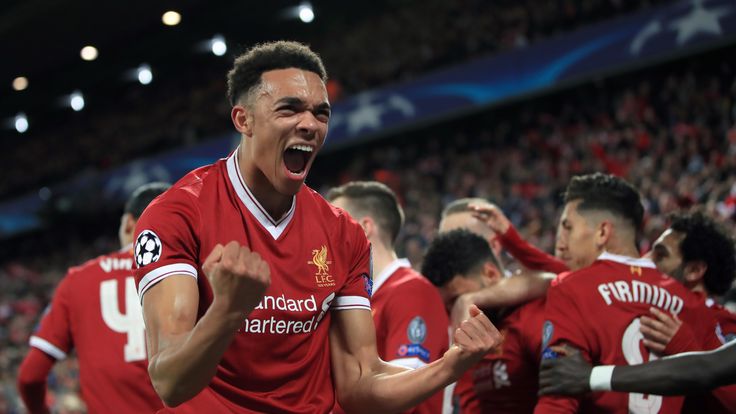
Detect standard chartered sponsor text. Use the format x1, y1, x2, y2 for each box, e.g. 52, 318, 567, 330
240, 293, 334, 334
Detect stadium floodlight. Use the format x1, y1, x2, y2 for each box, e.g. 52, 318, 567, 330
162, 11, 181, 26
137, 64, 153, 85
12, 76, 28, 91
211, 35, 227, 56
15, 113, 28, 133
70, 91, 85, 111
80, 46, 98, 61
298, 3, 314, 23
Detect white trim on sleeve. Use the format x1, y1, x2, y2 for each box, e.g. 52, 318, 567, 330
387, 357, 427, 370
30, 336, 67, 360
332, 295, 371, 311
138, 263, 198, 302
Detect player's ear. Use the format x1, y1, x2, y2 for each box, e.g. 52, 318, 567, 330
231, 104, 254, 137
596, 220, 613, 249
359, 217, 375, 240
682, 260, 706, 284
482, 261, 502, 283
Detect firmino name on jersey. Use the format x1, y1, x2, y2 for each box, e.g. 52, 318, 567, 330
597, 280, 684, 315
240, 293, 334, 335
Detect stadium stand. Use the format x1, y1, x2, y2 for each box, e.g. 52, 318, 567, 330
2, 0, 734, 411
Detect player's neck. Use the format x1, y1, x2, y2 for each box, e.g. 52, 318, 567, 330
371, 243, 399, 278
240, 163, 293, 220
602, 239, 640, 259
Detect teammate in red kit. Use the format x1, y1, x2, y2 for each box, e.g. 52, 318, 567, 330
327, 181, 450, 414
439, 200, 556, 334
17, 182, 170, 414
423, 229, 546, 414
535, 173, 723, 414
134, 41, 501, 414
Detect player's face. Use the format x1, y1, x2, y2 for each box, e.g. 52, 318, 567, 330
649, 228, 686, 280
247, 68, 330, 196
556, 200, 600, 271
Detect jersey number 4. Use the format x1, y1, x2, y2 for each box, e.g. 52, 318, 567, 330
622, 318, 663, 414
100, 277, 147, 362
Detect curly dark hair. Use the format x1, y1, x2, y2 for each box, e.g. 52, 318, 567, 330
421, 229, 500, 287
564, 172, 644, 231
226, 40, 327, 106
670, 211, 736, 296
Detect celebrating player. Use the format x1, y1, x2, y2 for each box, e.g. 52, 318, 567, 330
535, 173, 723, 414
17, 182, 170, 414
423, 229, 547, 414
328, 181, 450, 414
134, 41, 501, 413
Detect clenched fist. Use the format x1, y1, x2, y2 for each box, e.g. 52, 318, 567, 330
444, 305, 503, 378
202, 241, 271, 315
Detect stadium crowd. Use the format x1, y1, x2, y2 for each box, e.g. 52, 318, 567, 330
1, 0, 674, 200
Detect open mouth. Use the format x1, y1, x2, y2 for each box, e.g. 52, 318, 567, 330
283, 144, 313, 175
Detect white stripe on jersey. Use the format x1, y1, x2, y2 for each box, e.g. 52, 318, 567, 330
138, 263, 197, 302
30, 336, 67, 360
332, 295, 371, 311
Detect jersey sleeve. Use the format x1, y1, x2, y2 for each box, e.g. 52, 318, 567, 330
332, 221, 372, 312
133, 189, 200, 302
534, 277, 589, 414
382, 280, 449, 368
29, 274, 74, 360
498, 226, 569, 274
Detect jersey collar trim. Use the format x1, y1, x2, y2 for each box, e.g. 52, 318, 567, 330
597, 252, 656, 269
226, 148, 296, 240
373, 258, 412, 294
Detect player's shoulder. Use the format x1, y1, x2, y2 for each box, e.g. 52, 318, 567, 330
550, 269, 582, 287
386, 267, 435, 292
301, 185, 362, 230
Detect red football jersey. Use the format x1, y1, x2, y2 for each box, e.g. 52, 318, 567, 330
455, 298, 546, 414
30, 248, 162, 414
535, 252, 722, 414
134, 150, 372, 413
372, 260, 450, 414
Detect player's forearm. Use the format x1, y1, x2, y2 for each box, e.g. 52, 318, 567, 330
148, 300, 243, 407
17, 348, 54, 414
463, 272, 550, 309
611, 351, 727, 395
338, 356, 455, 414
499, 226, 568, 274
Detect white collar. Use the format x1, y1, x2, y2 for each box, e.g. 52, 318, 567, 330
373, 258, 412, 294
226, 148, 295, 240
598, 251, 656, 269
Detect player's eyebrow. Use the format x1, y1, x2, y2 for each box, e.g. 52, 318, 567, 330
274, 96, 331, 112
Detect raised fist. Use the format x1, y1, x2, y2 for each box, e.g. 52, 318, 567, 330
202, 241, 271, 315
